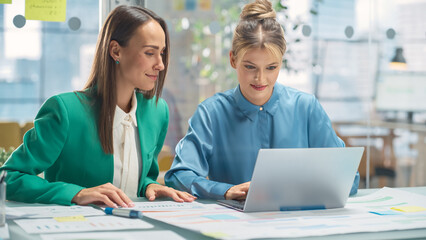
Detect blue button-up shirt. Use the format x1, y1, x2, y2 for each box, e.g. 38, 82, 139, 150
165, 83, 360, 199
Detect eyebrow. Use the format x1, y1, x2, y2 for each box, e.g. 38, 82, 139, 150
142, 45, 165, 50
242, 60, 279, 65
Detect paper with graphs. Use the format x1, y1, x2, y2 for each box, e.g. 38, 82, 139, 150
8, 205, 105, 219
143, 188, 426, 239
15, 215, 153, 234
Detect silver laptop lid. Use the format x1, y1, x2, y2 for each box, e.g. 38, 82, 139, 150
243, 147, 364, 212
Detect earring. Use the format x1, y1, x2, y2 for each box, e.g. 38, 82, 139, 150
115, 59, 119, 64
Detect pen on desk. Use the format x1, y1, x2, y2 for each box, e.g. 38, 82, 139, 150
104, 207, 143, 219
88, 204, 143, 219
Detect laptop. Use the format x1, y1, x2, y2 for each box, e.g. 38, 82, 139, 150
217, 147, 364, 212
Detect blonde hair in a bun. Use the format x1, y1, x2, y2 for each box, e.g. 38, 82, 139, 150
240, 0, 276, 20
231, 0, 286, 65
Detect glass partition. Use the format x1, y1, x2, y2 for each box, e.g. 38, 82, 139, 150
0, 0, 99, 122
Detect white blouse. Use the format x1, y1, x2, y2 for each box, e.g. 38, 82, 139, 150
112, 92, 142, 198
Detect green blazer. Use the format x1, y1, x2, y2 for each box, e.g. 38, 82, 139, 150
0, 90, 169, 205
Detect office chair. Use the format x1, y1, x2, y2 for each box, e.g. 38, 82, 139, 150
0, 122, 21, 149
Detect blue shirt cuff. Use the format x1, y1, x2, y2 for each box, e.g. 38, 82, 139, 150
210, 182, 234, 200
350, 172, 360, 196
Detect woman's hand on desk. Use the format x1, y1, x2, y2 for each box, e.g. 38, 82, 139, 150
145, 184, 197, 202
225, 181, 251, 200
71, 183, 134, 208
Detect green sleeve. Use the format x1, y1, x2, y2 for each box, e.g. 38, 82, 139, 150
0, 95, 85, 205
142, 100, 169, 194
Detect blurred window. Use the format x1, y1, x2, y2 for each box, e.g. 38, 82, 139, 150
0, 0, 99, 122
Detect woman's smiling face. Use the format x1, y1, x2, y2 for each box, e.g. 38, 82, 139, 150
117, 20, 166, 92
231, 47, 282, 106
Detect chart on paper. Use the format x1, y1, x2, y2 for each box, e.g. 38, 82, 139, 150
9, 205, 105, 218
40, 230, 186, 240
143, 188, 426, 240
14, 216, 153, 234
130, 200, 210, 211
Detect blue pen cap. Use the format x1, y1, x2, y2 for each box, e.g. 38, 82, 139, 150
104, 207, 142, 218
104, 207, 113, 215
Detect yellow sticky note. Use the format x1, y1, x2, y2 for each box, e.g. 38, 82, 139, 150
25, 0, 67, 22
54, 215, 87, 222
391, 206, 426, 213
0, 0, 12, 4
173, 0, 184, 11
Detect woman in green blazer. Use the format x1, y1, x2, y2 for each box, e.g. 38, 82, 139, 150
0, 6, 195, 207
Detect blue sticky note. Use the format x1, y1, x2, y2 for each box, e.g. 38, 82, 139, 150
204, 214, 239, 220
185, 0, 196, 10
369, 210, 402, 216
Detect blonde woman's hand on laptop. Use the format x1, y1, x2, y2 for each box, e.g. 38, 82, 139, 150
225, 181, 251, 200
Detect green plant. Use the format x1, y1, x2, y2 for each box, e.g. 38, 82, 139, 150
174, 0, 242, 95
0, 147, 15, 166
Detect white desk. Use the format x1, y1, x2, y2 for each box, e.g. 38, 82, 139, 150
5, 187, 426, 240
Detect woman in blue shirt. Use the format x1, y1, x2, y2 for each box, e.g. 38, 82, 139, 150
165, 0, 359, 200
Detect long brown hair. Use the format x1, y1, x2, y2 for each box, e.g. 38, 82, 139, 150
82, 5, 170, 154
231, 0, 286, 64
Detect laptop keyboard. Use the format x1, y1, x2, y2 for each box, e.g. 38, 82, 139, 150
217, 199, 246, 210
